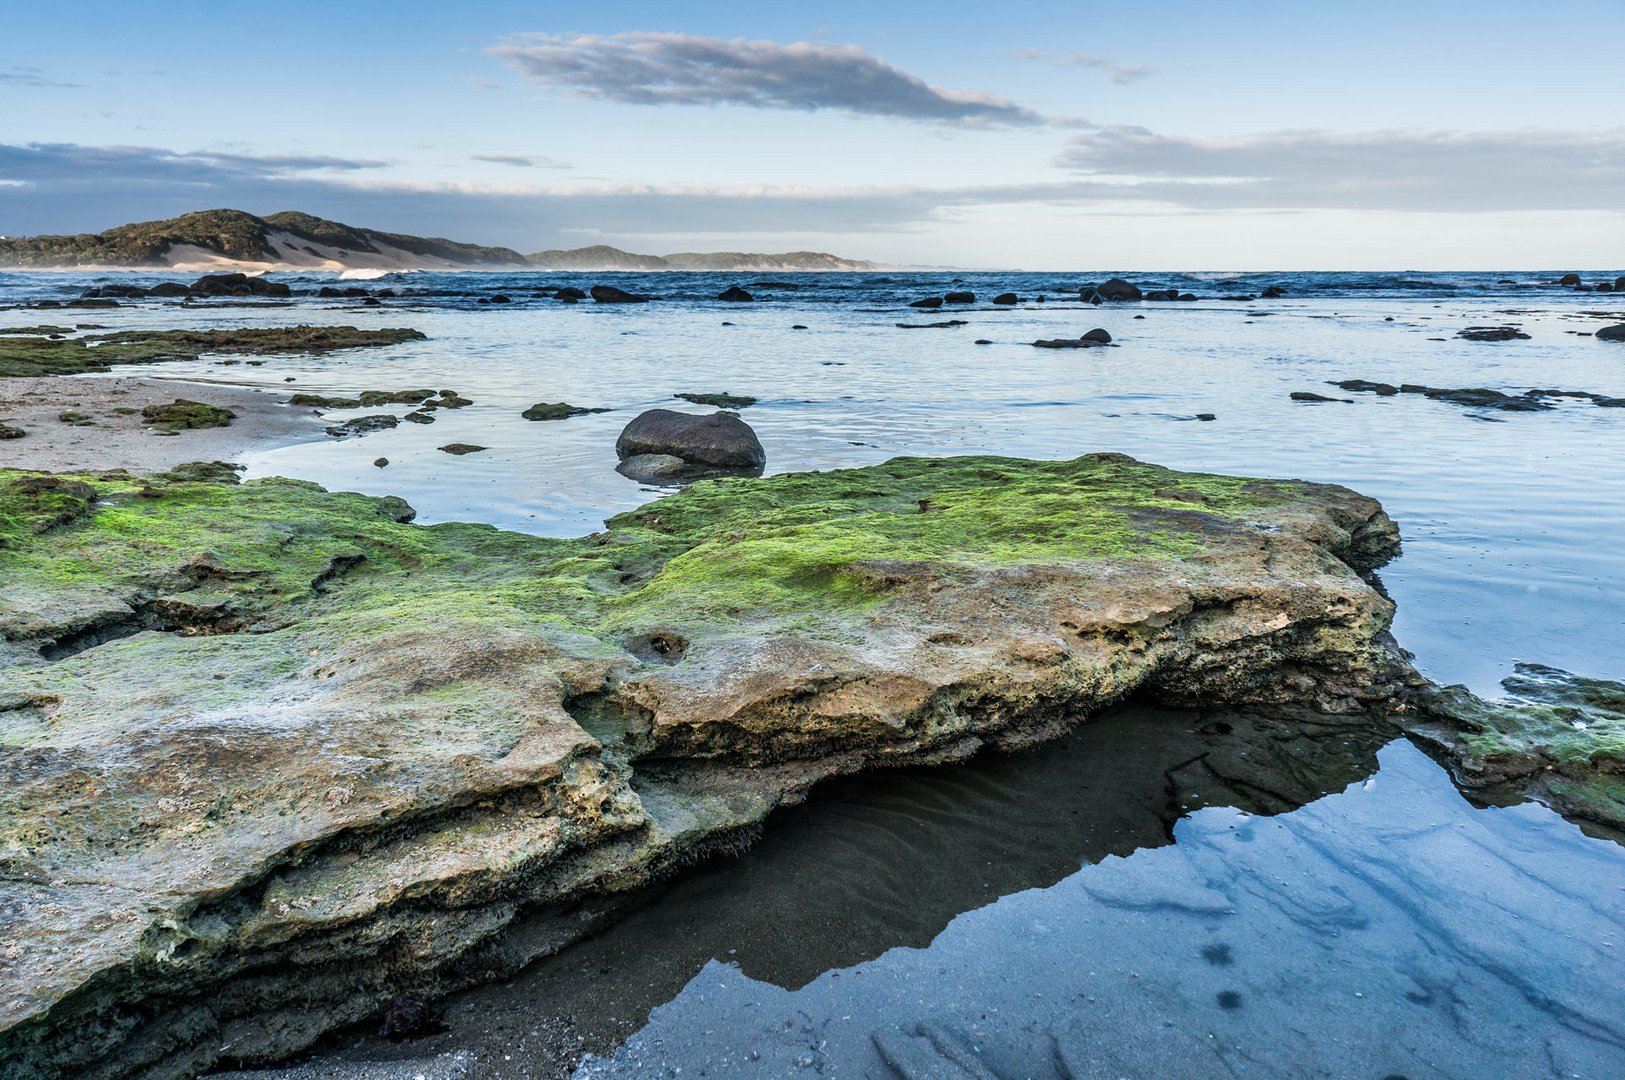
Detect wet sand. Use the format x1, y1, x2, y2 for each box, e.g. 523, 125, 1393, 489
0, 376, 323, 472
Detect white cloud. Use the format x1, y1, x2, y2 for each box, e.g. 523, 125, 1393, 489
489, 32, 1044, 126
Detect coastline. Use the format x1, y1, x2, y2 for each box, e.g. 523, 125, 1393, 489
0, 375, 324, 472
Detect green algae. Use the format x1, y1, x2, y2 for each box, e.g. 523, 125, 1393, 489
0, 455, 1303, 654
0, 325, 427, 377
141, 400, 235, 431
1412, 663, 1625, 829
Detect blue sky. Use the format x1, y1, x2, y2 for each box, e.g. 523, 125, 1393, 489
2, 0, 1621, 268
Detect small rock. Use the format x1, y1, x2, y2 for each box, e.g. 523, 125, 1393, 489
0, 423, 25, 439
908, 297, 944, 309
675, 392, 757, 408
1557, 273, 1582, 286
438, 443, 487, 455
373, 457, 389, 468
1456, 326, 1530, 342
974, 339, 993, 345
326, 415, 399, 438
1290, 392, 1351, 403
523, 402, 610, 421
991, 293, 1020, 305
1195, 413, 1216, 421
717, 286, 754, 302
944, 291, 975, 304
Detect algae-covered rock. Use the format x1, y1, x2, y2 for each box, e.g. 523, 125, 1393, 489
140, 399, 236, 431
0, 453, 1410, 1077
0, 326, 427, 378
1405, 663, 1625, 830
523, 402, 609, 422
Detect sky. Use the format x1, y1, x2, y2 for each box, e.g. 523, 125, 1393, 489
1, 0, 1622, 269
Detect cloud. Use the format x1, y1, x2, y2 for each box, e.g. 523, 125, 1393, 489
1053, 123, 1625, 211
1015, 50, 1155, 85
0, 67, 83, 89
489, 32, 1044, 126
470, 154, 572, 170
0, 143, 387, 187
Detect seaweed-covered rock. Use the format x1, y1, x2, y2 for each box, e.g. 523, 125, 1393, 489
0, 423, 25, 439
1406, 664, 1624, 830
326, 414, 399, 438
0, 325, 426, 378
140, 400, 236, 430
1456, 326, 1530, 342
0, 454, 1418, 1076
674, 392, 757, 409
615, 408, 766, 470
438, 443, 487, 455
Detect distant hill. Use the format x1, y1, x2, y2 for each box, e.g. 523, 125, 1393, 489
0, 209, 531, 270
0, 212, 876, 272
526, 245, 874, 272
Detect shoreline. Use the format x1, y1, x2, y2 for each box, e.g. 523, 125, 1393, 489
0, 375, 325, 473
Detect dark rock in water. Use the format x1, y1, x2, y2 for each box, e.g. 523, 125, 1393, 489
717, 285, 754, 302
1219, 294, 1256, 302
358, 389, 436, 407
326, 414, 399, 438
0, 423, 27, 439
190, 272, 290, 298
141, 400, 236, 430
438, 443, 487, 455
991, 292, 1020, 305
488, 294, 511, 304
1336, 380, 1400, 396
1144, 289, 1178, 302
66, 298, 119, 308
944, 291, 975, 304
1097, 278, 1142, 301
1032, 332, 1110, 349
1290, 392, 1351, 403
615, 408, 766, 469
896, 320, 969, 329
1616, 276, 1625, 291
147, 282, 189, 297
554, 286, 588, 301
1457, 326, 1530, 342
591, 285, 649, 303
616, 453, 698, 486
1078, 288, 1104, 305
974, 339, 993, 345
1422, 387, 1547, 411
379, 994, 443, 1041
373, 457, 388, 468
791, 324, 808, 330
1599, 283, 1616, 293
1081, 328, 1112, 344
361, 297, 382, 306
908, 297, 944, 309
85, 284, 147, 299
1596, 324, 1625, 341
403, 410, 435, 424
1260, 286, 1286, 299
675, 392, 757, 409
1195, 413, 1216, 421
289, 393, 363, 409
1557, 273, 1582, 286
523, 402, 610, 421
1133, 314, 1146, 319
1178, 293, 1197, 301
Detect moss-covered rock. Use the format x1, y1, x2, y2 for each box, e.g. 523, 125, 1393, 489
523, 402, 609, 421
0, 326, 426, 378
1405, 664, 1625, 830
0, 453, 1410, 1077
140, 400, 235, 432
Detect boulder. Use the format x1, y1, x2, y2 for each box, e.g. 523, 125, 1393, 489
146, 282, 190, 297
615, 408, 766, 470
717, 286, 754, 302
554, 287, 588, 301
991, 293, 1020, 305
1596, 324, 1625, 342
1260, 286, 1286, 299
1081, 328, 1112, 344
944, 291, 975, 304
190, 273, 289, 298
1456, 326, 1530, 342
591, 285, 649, 303
908, 297, 944, 309
1097, 278, 1142, 301
1078, 288, 1104, 305
1558, 273, 1582, 286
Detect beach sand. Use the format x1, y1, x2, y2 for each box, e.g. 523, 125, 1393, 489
0, 376, 323, 473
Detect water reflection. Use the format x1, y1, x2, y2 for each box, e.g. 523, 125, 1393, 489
297, 706, 1404, 1076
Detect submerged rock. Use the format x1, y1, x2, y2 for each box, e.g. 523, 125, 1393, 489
0, 454, 1417, 1077
1456, 326, 1531, 342
590, 285, 649, 303
523, 402, 610, 421
991, 292, 1020, 305
1597, 324, 1625, 341
674, 392, 758, 409
614, 408, 766, 470
716, 286, 754, 302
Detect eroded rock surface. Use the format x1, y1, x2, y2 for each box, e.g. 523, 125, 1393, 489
0, 454, 1410, 1077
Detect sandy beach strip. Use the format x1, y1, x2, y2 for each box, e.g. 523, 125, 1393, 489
0, 376, 323, 473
